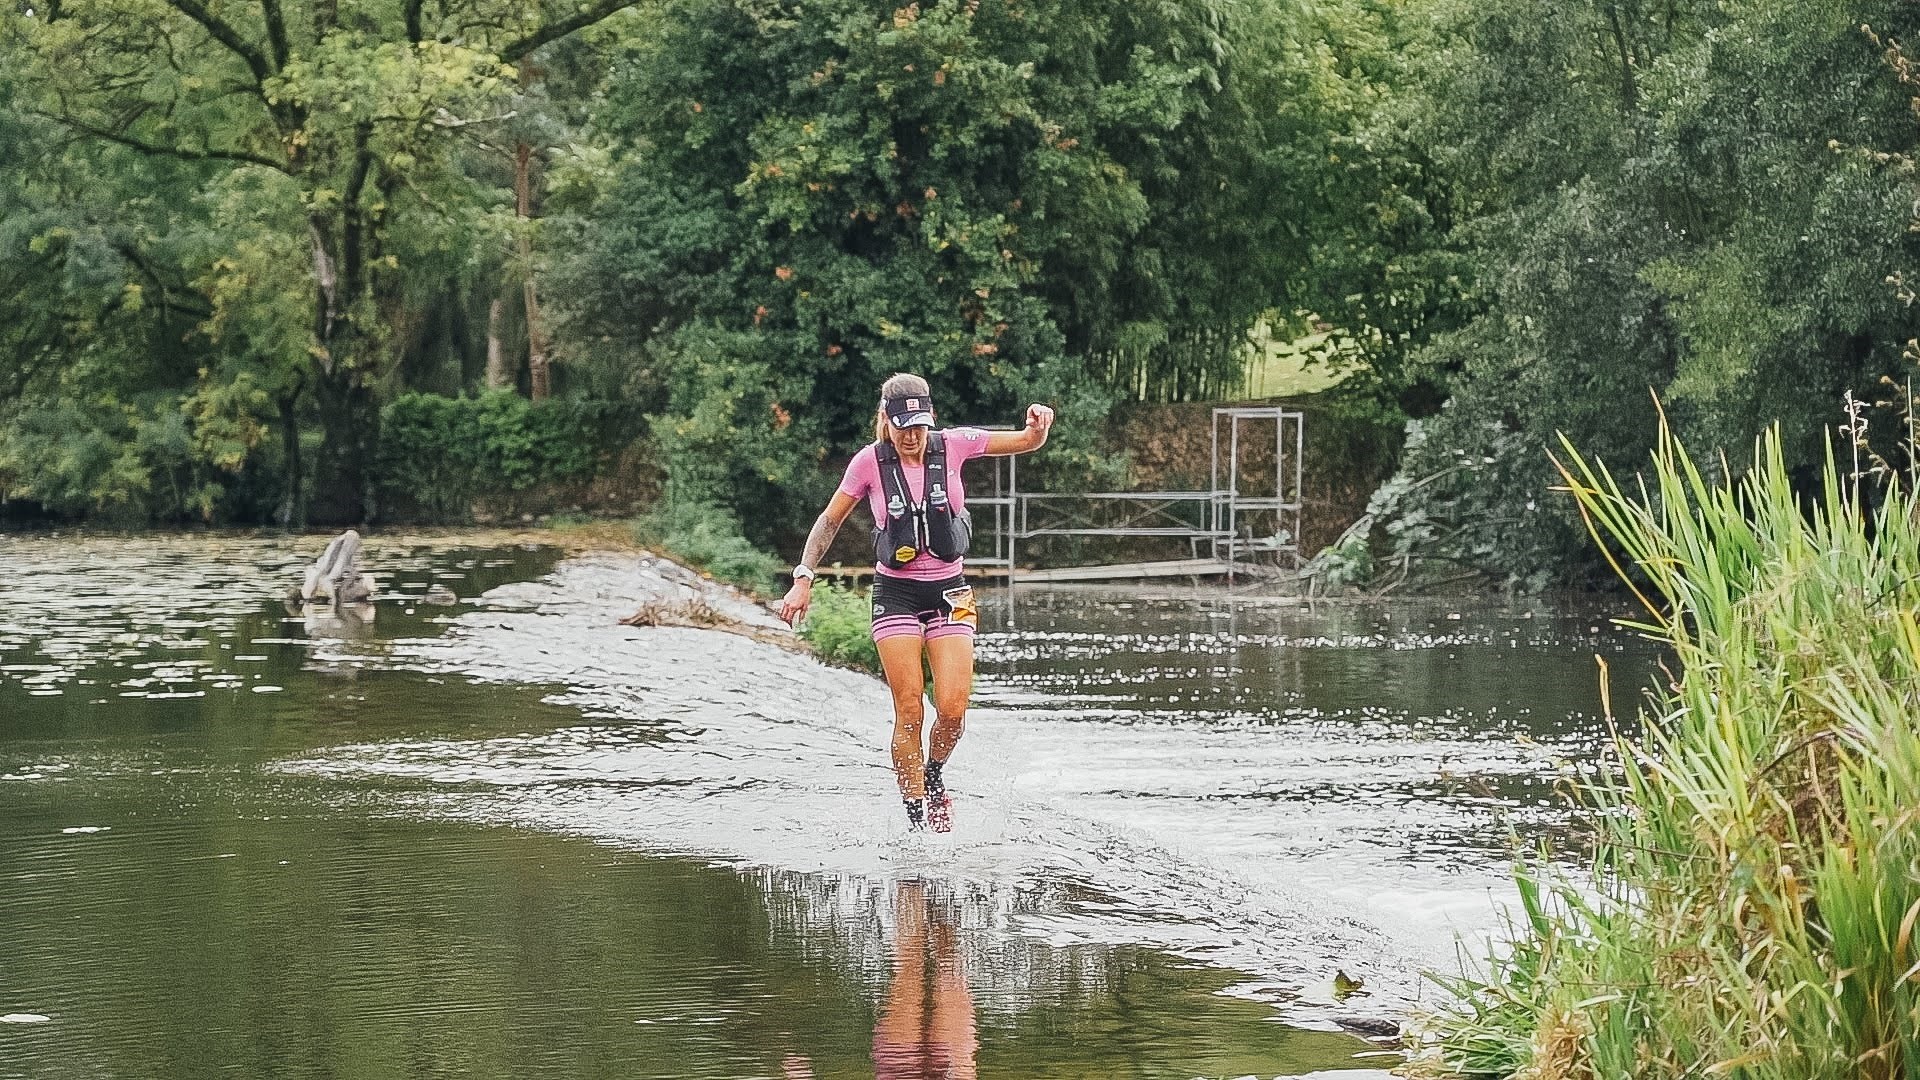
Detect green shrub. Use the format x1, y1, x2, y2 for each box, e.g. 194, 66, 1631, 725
376, 391, 622, 520
795, 579, 881, 674
0, 390, 281, 524
631, 500, 784, 595
1411, 419, 1920, 1078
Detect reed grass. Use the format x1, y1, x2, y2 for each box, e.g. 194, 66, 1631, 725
1407, 415, 1920, 1079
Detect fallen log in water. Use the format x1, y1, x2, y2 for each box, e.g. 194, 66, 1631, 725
619, 595, 804, 653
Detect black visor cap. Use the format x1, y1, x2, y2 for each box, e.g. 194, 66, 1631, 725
884, 394, 935, 429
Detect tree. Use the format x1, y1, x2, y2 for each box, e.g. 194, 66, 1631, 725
10, 0, 645, 521
554, 0, 1310, 542
1350, 0, 1920, 588
0, 22, 251, 521
1270, 0, 1475, 415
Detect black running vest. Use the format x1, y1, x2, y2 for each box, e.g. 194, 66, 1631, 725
873, 434, 972, 569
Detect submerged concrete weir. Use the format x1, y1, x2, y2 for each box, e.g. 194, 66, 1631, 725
290, 551, 1433, 1031
6, 534, 1453, 1072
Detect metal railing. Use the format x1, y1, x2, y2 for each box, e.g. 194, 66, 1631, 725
968, 406, 1305, 583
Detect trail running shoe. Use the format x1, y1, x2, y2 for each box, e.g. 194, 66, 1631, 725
925, 760, 951, 833
904, 798, 927, 831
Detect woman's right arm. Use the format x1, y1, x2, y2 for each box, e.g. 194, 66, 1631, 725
779, 491, 860, 625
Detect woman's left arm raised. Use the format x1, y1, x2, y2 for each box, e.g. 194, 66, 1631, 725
984, 403, 1055, 456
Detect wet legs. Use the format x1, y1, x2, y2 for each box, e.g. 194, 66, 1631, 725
878, 635, 930, 801
878, 633, 976, 806
926, 634, 975, 768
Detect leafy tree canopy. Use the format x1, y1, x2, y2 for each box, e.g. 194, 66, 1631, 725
1, 0, 642, 522
553, 0, 1314, 539
1355, 0, 1920, 588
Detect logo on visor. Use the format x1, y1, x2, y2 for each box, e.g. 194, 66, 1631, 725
906, 398, 920, 410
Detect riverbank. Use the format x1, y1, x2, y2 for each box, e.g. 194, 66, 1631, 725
1405, 431, 1920, 1078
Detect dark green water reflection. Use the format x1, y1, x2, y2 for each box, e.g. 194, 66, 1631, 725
2, 806, 1370, 1079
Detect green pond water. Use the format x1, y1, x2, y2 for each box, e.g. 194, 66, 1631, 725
1, 534, 1653, 1079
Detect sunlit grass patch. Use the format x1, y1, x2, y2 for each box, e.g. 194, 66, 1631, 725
628, 501, 783, 595
1242, 320, 1361, 399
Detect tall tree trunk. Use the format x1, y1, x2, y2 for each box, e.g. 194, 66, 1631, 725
308, 362, 378, 524
515, 142, 551, 400
1604, 4, 1639, 115
306, 177, 381, 525
303, 204, 378, 522
485, 296, 512, 388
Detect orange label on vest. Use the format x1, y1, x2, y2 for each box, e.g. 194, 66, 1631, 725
894, 545, 918, 564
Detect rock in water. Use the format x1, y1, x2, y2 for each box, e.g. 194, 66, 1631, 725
1333, 969, 1364, 999
1335, 1016, 1401, 1039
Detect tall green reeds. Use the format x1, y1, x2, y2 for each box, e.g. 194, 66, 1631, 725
1409, 417, 1920, 1079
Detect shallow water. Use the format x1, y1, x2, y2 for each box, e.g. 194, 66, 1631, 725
0, 534, 1654, 1078
970, 589, 1650, 978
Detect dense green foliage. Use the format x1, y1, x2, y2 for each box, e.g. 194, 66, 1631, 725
1353, 0, 1920, 586
550, 0, 1315, 541
8, 0, 1920, 587
0, 0, 635, 524
630, 499, 786, 592
377, 391, 621, 520
1412, 423, 1920, 1078
0, 0, 1327, 543
794, 580, 883, 673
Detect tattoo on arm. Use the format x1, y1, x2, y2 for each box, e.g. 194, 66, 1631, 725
799, 511, 842, 570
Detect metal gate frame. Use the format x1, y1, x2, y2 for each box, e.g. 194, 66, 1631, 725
1208, 406, 1306, 571
968, 406, 1306, 584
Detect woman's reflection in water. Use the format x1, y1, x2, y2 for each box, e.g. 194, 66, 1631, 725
874, 879, 979, 1080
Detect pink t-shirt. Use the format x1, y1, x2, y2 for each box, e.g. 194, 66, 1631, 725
839, 427, 990, 580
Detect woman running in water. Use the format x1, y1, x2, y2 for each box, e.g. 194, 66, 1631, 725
778, 373, 1054, 831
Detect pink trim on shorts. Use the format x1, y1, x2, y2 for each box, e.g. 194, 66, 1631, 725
872, 614, 925, 642
924, 618, 975, 641
871, 614, 977, 642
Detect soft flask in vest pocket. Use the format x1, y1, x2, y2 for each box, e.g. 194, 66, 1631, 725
872, 433, 973, 569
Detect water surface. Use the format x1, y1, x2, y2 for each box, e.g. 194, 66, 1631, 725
1, 534, 1653, 1077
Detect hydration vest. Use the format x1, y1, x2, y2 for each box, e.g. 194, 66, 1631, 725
873, 433, 973, 569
